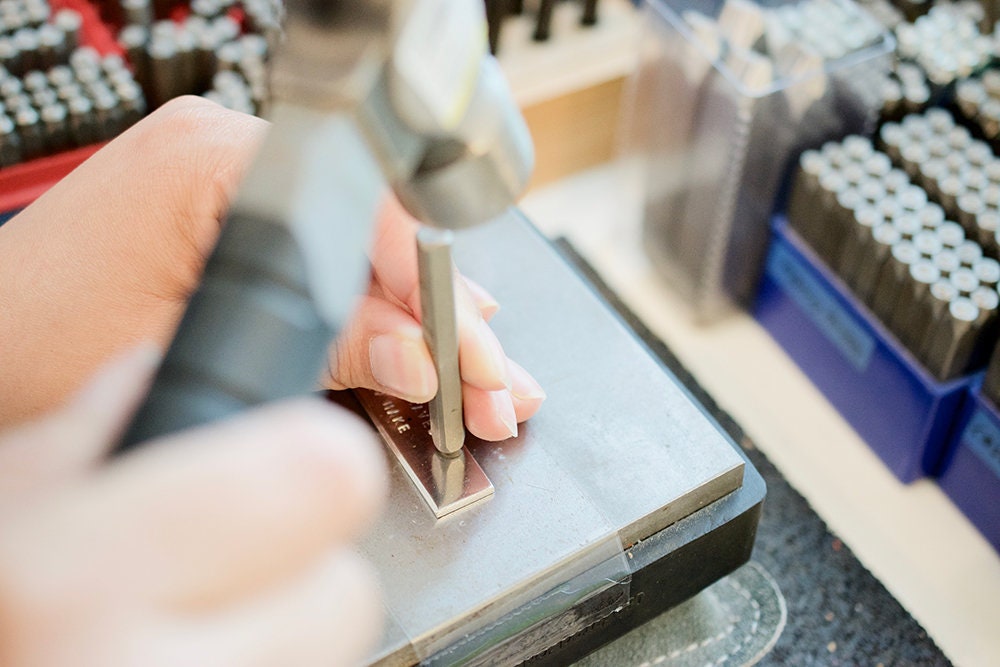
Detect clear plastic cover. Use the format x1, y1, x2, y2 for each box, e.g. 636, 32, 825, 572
622, 0, 894, 320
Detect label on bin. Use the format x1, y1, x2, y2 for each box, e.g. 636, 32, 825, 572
767, 243, 874, 373
963, 409, 1000, 479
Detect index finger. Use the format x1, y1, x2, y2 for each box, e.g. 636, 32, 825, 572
370, 198, 498, 316
370, 198, 511, 390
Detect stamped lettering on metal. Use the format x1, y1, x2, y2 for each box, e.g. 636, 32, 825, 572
355, 388, 494, 518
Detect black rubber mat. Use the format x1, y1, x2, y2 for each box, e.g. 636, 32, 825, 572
554, 238, 952, 666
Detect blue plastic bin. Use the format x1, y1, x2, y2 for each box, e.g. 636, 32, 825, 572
938, 384, 1000, 552
754, 217, 973, 482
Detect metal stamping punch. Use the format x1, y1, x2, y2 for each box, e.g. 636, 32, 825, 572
416, 228, 465, 457
358, 226, 496, 519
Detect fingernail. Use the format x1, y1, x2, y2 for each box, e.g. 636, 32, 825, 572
369, 330, 436, 402
492, 390, 518, 438
464, 277, 501, 320
478, 320, 512, 389
508, 359, 546, 402
480, 301, 500, 321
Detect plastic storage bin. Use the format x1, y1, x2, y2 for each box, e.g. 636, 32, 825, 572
938, 383, 1000, 552
624, 0, 894, 320
0, 0, 122, 214
754, 217, 974, 482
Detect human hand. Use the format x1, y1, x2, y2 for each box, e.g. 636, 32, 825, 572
322, 195, 546, 440
0, 345, 387, 667
0, 96, 544, 439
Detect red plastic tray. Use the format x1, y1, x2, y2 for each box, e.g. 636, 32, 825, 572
0, 0, 122, 214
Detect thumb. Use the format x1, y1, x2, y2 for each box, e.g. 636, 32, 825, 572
324, 294, 438, 403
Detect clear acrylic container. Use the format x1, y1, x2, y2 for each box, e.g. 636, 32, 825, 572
624, 0, 894, 321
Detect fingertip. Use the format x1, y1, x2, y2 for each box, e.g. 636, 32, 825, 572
462, 276, 501, 322
480, 303, 500, 322
511, 393, 545, 424
459, 320, 511, 392
508, 359, 546, 403
463, 387, 518, 442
